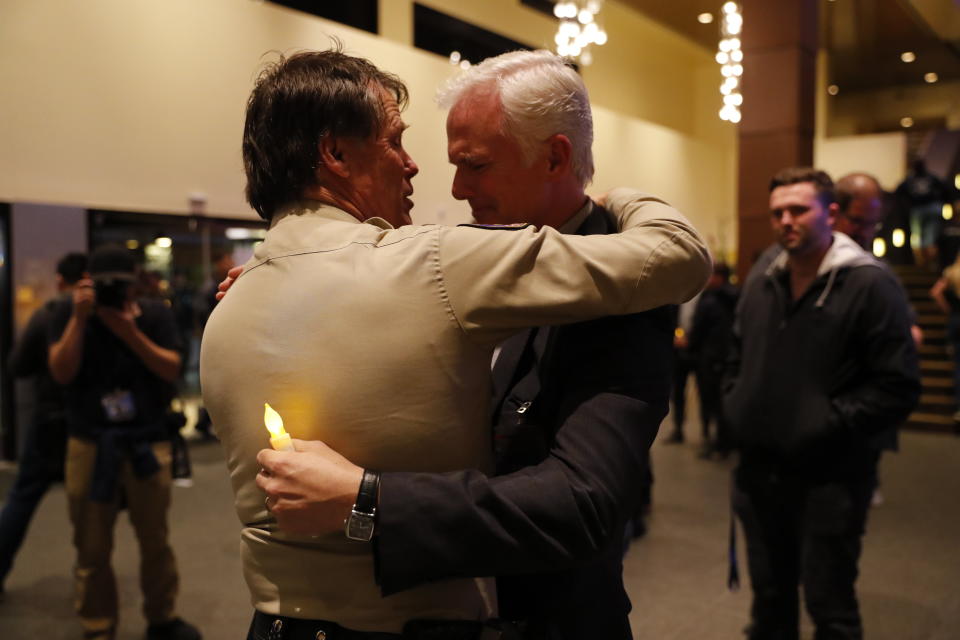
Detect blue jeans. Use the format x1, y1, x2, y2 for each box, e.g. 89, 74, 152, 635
0, 416, 66, 586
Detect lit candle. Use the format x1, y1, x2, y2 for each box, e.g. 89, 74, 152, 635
264, 403, 294, 451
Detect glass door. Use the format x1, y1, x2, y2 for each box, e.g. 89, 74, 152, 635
0, 204, 13, 459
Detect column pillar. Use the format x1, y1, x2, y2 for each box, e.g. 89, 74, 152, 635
736, 0, 819, 278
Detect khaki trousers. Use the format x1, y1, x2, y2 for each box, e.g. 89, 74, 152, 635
65, 436, 178, 636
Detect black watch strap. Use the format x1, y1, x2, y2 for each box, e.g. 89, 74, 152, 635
355, 469, 380, 515
345, 469, 380, 541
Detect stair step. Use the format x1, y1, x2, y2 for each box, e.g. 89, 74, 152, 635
924, 329, 947, 340
920, 393, 954, 406
917, 314, 947, 326
906, 411, 957, 430
908, 412, 955, 424
912, 300, 939, 313
921, 360, 954, 372
919, 343, 949, 355
899, 273, 939, 286
922, 376, 954, 388
892, 265, 931, 275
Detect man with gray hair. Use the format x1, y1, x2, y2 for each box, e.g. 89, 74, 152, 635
251, 49, 684, 639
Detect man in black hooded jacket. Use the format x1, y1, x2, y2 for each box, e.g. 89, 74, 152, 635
724, 167, 920, 640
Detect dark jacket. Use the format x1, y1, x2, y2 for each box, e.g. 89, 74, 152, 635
10, 297, 66, 423
373, 204, 674, 638
724, 233, 920, 470
688, 283, 738, 373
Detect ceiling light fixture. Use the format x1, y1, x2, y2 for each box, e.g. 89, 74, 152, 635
717, 3, 743, 123
901, 51, 916, 63
553, 1, 607, 65
900, 116, 914, 128
924, 72, 938, 83
698, 13, 713, 24
827, 84, 839, 95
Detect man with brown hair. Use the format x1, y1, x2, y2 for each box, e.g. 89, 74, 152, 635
725, 167, 920, 640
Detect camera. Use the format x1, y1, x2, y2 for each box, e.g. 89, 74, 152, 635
94, 277, 132, 309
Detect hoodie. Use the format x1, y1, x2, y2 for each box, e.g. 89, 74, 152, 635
724, 233, 920, 468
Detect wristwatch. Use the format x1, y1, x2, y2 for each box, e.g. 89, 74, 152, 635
344, 469, 380, 542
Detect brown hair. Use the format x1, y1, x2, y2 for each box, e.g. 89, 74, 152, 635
769, 167, 835, 209
242, 43, 409, 220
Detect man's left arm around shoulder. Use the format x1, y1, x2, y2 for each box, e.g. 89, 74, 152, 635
599, 187, 713, 308
831, 268, 921, 436
257, 386, 663, 595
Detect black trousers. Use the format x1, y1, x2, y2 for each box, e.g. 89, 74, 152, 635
0, 415, 66, 586
695, 364, 732, 453
732, 454, 878, 640
670, 350, 693, 436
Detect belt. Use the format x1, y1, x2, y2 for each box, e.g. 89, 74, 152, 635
250, 612, 524, 640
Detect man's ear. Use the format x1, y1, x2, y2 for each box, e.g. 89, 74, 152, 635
545, 134, 573, 177
318, 136, 349, 178
827, 202, 839, 228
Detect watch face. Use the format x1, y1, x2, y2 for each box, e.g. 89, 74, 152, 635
345, 511, 375, 542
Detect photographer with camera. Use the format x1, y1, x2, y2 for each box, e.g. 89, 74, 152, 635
48, 245, 200, 640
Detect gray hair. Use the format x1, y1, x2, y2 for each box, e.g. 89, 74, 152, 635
437, 50, 594, 187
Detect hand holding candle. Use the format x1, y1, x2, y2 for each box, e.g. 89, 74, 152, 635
264, 403, 294, 451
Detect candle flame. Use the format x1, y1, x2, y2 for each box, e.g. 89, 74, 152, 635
264, 403, 287, 437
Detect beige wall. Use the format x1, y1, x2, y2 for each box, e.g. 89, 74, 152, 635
0, 0, 736, 253
815, 133, 908, 191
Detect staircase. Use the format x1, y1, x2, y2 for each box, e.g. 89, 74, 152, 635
894, 264, 958, 433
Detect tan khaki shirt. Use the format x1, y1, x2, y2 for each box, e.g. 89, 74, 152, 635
199, 188, 710, 632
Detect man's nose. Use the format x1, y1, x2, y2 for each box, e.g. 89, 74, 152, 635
405, 153, 419, 178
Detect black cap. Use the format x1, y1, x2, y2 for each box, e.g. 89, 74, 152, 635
89, 245, 136, 279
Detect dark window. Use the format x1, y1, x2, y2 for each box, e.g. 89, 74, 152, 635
88, 209, 269, 393
414, 4, 533, 65
268, 1, 378, 35
520, 0, 557, 18
0, 204, 12, 459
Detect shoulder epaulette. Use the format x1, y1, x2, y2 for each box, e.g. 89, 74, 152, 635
457, 222, 533, 231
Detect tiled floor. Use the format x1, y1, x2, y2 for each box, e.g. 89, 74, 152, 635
626, 426, 960, 639
1, 420, 958, 639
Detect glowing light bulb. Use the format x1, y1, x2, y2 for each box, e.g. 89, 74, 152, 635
264, 403, 293, 451
891, 229, 906, 248
873, 238, 886, 258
